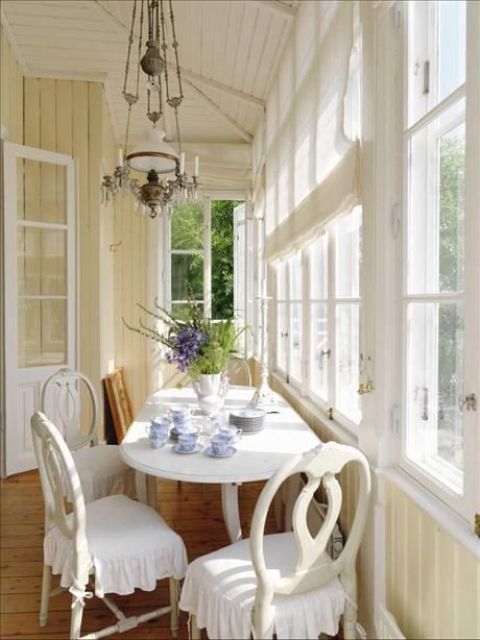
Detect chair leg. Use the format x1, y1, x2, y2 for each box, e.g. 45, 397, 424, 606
39, 564, 52, 627
169, 578, 179, 638
191, 614, 201, 640
70, 597, 84, 640
341, 569, 357, 640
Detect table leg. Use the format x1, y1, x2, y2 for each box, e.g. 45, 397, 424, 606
135, 472, 148, 504
146, 474, 157, 509
221, 483, 242, 543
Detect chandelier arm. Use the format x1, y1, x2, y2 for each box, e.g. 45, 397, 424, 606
122, 0, 137, 99
169, 0, 184, 102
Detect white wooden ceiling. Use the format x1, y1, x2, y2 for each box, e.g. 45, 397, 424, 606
2, 0, 300, 144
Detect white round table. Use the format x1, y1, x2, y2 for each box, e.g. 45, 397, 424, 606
121, 386, 320, 542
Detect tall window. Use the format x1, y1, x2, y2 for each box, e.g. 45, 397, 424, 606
274, 206, 362, 428
170, 202, 206, 319
403, 0, 478, 519
275, 251, 303, 383
167, 200, 237, 320
308, 207, 362, 426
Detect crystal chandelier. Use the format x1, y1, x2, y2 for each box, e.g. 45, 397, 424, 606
101, 0, 199, 218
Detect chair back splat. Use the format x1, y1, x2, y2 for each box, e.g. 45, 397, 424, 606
249, 442, 371, 638
41, 368, 98, 451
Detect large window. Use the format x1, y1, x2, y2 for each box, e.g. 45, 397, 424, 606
274, 206, 362, 428
403, 0, 478, 519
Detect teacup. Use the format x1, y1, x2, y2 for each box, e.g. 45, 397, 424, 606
169, 404, 193, 420
210, 435, 230, 457
146, 423, 169, 449
217, 426, 241, 443
177, 431, 199, 452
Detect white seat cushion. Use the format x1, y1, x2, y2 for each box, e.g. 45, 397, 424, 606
180, 532, 345, 640
45, 495, 188, 597
72, 445, 135, 503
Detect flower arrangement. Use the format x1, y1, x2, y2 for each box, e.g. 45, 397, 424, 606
123, 299, 246, 378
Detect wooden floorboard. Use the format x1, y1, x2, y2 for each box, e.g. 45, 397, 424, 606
0, 471, 276, 639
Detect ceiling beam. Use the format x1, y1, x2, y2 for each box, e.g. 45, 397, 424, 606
185, 80, 253, 144
92, 0, 264, 109
249, 1, 297, 19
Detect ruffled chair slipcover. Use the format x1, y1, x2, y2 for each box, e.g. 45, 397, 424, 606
45, 495, 187, 597
180, 532, 345, 640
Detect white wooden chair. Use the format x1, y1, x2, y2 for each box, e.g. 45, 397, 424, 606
31, 411, 188, 639
41, 368, 135, 503
180, 442, 371, 640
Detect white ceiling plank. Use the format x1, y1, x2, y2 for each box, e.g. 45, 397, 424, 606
186, 80, 253, 143
2, 0, 298, 145
249, 0, 297, 20
91, 0, 265, 108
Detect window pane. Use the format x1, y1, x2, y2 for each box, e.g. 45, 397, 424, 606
310, 302, 328, 400
290, 252, 302, 300
276, 262, 287, 301
335, 303, 361, 423
171, 203, 204, 250
171, 302, 204, 321
407, 101, 465, 294
18, 299, 67, 367
276, 301, 287, 371
212, 200, 235, 319
438, 1, 466, 102
335, 207, 361, 298
406, 302, 464, 491
310, 235, 328, 299
289, 302, 302, 381
171, 253, 203, 300
17, 227, 67, 296
17, 158, 67, 224
408, 1, 466, 125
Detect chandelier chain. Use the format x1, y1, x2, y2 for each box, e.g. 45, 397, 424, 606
101, 0, 199, 217
160, 0, 171, 106
122, 0, 138, 101
169, 0, 184, 103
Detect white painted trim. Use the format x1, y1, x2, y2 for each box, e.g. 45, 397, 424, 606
0, 7, 28, 74
203, 197, 212, 318
271, 372, 358, 448
249, 0, 297, 19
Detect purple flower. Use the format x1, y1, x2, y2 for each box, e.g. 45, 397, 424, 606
166, 326, 207, 371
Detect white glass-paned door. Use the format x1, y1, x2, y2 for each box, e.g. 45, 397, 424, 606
3, 142, 76, 475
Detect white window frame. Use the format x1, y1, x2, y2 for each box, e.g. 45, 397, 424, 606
399, 0, 479, 523
305, 208, 362, 431
272, 206, 362, 432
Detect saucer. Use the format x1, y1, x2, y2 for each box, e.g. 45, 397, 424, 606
206, 445, 237, 459
172, 443, 201, 455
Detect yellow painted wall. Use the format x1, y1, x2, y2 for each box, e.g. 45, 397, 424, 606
0, 26, 23, 144
1, 25, 151, 418
386, 482, 480, 640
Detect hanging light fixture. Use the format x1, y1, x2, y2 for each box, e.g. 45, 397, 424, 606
101, 0, 199, 218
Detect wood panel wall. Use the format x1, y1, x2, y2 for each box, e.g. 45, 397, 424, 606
386, 481, 480, 640
0, 26, 23, 144
1, 23, 151, 418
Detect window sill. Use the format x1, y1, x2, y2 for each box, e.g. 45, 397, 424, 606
378, 466, 480, 560
270, 371, 359, 448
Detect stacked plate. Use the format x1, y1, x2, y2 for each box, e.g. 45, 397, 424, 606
229, 408, 266, 433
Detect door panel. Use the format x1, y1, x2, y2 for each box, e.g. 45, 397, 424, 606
3, 142, 76, 476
